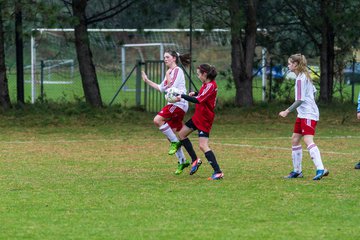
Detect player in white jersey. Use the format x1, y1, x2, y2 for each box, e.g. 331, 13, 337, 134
141, 50, 191, 175
279, 53, 329, 180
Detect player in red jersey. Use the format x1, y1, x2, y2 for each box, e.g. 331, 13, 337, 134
175, 63, 224, 180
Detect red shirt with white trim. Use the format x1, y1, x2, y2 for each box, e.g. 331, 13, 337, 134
192, 80, 217, 132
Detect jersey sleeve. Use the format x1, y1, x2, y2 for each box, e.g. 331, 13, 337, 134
196, 83, 214, 103
158, 80, 166, 93
358, 92, 360, 113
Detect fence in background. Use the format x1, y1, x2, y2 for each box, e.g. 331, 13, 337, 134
5, 60, 360, 111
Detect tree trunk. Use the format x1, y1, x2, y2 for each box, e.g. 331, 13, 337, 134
0, 6, 12, 110
15, 0, 24, 104
229, 0, 258, 107
72, 0, 102, 107
319, 0, 335, 103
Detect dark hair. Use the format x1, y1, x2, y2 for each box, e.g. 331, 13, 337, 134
197, 64, 217, 80
165, 50, 191, 68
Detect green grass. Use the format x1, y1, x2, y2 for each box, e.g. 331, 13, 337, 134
0, 103, 359, 239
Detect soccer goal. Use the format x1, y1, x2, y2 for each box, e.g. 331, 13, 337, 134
120, 43, 176, 89
41, 59, 74, 84
30, 28, 188, 104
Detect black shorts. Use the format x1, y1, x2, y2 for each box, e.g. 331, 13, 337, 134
185, 118, 210, 138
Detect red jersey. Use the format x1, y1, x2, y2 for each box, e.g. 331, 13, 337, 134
192, 80, 217, 132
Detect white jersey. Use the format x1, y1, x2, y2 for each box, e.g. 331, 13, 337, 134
295, 72, 319, 121
158, 66, 188, 113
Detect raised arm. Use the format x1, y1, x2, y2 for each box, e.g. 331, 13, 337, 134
141, 71, 160, 91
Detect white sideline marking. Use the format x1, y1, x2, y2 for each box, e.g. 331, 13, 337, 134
211, 142, 354, 156
0, 136, 356, 156
213, 135, 360, 140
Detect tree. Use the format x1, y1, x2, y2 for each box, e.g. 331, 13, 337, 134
192, 0, 260, 107
15, 0, 24, 104
61, 0, 139, 107
258, 0, 360, 103
229, 0, 258, 107
0, 1, 11, 110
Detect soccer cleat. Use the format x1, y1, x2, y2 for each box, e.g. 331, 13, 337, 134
284, 171, 303, 179
355, 162, 360, 169
189, 158, 202, 175
168, 141, 181, 155
313, 169, 329, 180
174, 160, 190, 175
208, 172, 224, 180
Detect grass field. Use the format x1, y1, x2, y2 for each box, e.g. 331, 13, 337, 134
0, 103, 359, 239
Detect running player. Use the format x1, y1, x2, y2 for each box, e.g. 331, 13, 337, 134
279, 54, 329, 180
141, 50, 191, 174
175, 63, 224, 180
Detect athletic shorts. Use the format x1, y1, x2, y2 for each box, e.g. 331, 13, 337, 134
293, 117, 317, 136
158, 104, 185, 131
185, 118, 210, 138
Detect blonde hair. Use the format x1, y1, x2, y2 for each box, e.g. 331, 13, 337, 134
288, 53, 312, 81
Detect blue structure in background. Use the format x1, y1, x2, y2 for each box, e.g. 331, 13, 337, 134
255, 65, 284, 79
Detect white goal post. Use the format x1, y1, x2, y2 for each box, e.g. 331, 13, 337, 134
120, 43, 176, 88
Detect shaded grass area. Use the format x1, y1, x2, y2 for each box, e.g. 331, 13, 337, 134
0, 103, 359, 239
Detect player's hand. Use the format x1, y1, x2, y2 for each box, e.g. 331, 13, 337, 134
189, 92, 196, 96
141, 71, 148, 82
279, 110, 289, 118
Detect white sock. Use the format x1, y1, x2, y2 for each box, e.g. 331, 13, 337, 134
307, 143, 324, 170
292, 145, 303, 173
159, 123, 178, 142
175, 148, 186, 164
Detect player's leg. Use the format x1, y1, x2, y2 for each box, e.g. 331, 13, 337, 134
178, 119, 201, 175
198, 134, 223, 180
178, 119, 197, 162
154, 105, 182, 155
155, 114, 178, 142
285, 118, 303, 178
291, 133, 303, 175
172, 122, 190, 174
174, 147, 190, 175
302, 119, 329, 180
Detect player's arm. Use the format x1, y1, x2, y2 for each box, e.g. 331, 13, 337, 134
279, 78, 304, 117
279, 99, 304, 118
288, 100, 303, 112
141, 71, 160, 91
180, 94, 199, 104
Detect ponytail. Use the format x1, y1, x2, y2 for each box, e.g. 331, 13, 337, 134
166, 50, 191, 68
